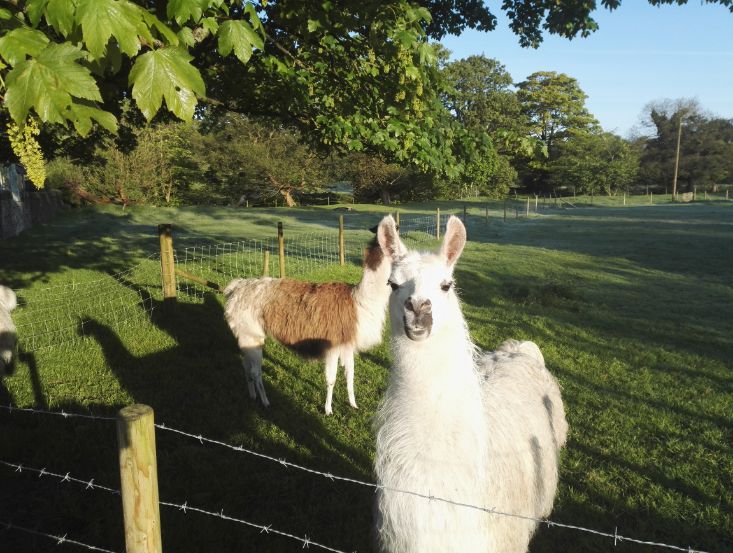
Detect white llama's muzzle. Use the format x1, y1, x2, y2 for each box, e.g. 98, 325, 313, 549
403, 297, 432, 341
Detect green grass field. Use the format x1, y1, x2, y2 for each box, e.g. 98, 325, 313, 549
1, 198, 731, 553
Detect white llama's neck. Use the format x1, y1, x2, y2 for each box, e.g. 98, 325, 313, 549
376, 307, 488, 528
352, 254, 391, 351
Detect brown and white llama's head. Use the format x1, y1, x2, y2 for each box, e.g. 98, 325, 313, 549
377, 215, 466, 342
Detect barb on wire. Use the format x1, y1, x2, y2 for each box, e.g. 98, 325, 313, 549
0, 520, 119, 553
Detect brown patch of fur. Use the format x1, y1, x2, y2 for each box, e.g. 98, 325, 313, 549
262, 280, 357, 358
364, 237, 384, 271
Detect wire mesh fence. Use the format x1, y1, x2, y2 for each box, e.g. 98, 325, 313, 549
10, 210, 463, 353
12, 254, 161, 352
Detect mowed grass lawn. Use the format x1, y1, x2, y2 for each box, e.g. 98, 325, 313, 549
0, 199, 731, 553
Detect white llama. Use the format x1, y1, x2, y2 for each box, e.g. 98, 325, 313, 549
373, 216, 568, 553
0, 285, 18, 370
224, 216, 395, 415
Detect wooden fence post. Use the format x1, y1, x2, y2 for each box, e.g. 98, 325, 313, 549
338, 215, 345, 266
395, 211, 400, 230
623, 192, 626, 206
117, 404, 162, 553
158, 224, 176, 301
436, 208, 441, 240
650, 192, 653, 205
535, 195, 538, 213
278, 222, 285, 278
263, 250, 269, 277
526, 196, 530, 217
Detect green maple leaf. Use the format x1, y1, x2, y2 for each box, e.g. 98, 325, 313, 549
167, 0, 209, 25
129, 47, 205, 121
75, 0, 144, 59
218, 19, 263, 63
5, 43, 101, 124
67, 102, 118, 136
45, 0, 77, 37
0, 27, 49, 66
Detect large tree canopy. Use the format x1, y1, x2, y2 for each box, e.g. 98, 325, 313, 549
1, 0, 731, 187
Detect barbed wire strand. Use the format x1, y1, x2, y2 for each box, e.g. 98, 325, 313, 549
0, 520, 119, 553
1, 459, 353, 553
0, 404, 116, 421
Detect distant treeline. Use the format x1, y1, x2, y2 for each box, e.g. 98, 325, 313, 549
17, 55, 733, 207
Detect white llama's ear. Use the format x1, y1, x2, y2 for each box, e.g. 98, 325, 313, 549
377, 215, 407, 261
440, 216, 466, 268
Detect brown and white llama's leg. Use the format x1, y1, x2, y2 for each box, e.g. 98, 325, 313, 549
342, 348, 358, 409
241, 346, 269, 407
324, 348, 340, 415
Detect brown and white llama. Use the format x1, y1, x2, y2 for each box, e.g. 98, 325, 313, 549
373, 215, 568, 553
224, 216, 394, 415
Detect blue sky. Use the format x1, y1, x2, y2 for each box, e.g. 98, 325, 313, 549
440, 2, 733, 137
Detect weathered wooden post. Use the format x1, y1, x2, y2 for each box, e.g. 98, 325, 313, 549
526, 196, 530, 217
535, 195, 538, 213
263, 250, 270, 277
693, 186, 697, 201
158, 224, 176, 301
623, 192, 626, 206
727, 189, 729, 200
436, 208, 441, 240
117, 404, 162, 553
278, 222, 285, 278
395, 211, 400, 230
338, 214, 345, 266
650, 192, 653, 205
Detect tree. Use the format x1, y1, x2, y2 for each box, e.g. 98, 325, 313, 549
546, 132, 639, 196
515, 71, 598, 192
517, 71, 598, 153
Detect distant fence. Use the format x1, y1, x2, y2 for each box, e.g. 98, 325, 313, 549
0, 403, 714, 553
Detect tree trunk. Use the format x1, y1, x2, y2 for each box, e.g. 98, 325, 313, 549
280, 188, 297, 207
381, 188, 391, 205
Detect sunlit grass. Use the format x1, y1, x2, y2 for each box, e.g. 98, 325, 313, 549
0, 200, 731, 552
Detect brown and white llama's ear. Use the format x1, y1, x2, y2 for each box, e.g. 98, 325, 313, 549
377, 215, 407, 261
439, 216, 466, 268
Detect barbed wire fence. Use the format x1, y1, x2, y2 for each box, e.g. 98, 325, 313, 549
0, 404, 715, 553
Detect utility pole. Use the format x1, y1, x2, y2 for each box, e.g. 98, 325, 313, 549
672, 114, 683, 200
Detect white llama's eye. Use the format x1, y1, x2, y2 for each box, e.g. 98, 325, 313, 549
441, 281, 453, 292
388, 280, 400, 291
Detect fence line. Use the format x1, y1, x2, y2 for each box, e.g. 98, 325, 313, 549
0, 520, 119, 553
1, 458, 354, 553
1, 404, 713, 553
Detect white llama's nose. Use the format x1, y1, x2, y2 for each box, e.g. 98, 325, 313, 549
404, 297, 431, 315
403, 297, 433, 341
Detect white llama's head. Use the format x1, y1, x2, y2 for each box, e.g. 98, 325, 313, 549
377, 215, 466, 342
